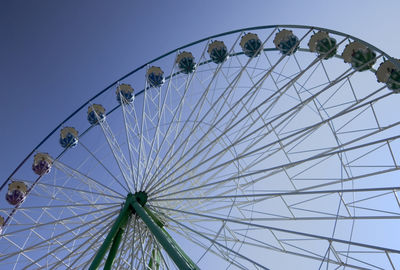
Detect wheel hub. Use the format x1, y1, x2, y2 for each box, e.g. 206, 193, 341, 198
133, 191, 148, 207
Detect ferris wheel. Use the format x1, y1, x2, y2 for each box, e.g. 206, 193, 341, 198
1, 24, 400, 269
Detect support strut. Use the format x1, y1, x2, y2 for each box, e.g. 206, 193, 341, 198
89, 195, 131, 270
104, 228, 124, 270
89, 193, 199, 270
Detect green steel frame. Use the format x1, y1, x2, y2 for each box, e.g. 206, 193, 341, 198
89, 193, 199, 270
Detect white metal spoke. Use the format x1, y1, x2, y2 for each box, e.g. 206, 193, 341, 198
3, 26, 400, 269
154, 205, 399, 268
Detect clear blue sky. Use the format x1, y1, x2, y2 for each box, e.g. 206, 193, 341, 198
1, 0, 399, 200
1, 1, 400, 268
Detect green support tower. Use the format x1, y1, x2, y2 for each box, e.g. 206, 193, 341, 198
89, 192, 199, 270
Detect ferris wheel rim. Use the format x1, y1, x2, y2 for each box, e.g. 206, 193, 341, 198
3, 24, 397, 193
2, 24, 400, 269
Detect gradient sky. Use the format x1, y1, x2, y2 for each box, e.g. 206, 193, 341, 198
1, 0, 400, 212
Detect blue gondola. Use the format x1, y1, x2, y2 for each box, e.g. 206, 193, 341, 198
240, 33, 262, 57
376, 59, 400, 92
59, 127, 79, 148
117, 84, 135, 104
308, 31, 337, 59
208, 40, 228, 64
274, 29, 299, 55
6, 181, 27, 205
88, 104, 106, 125
176, 52, 196, 74
32, 153, 52, 175
147, 66, 165, 87
342, 42, 376, 71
